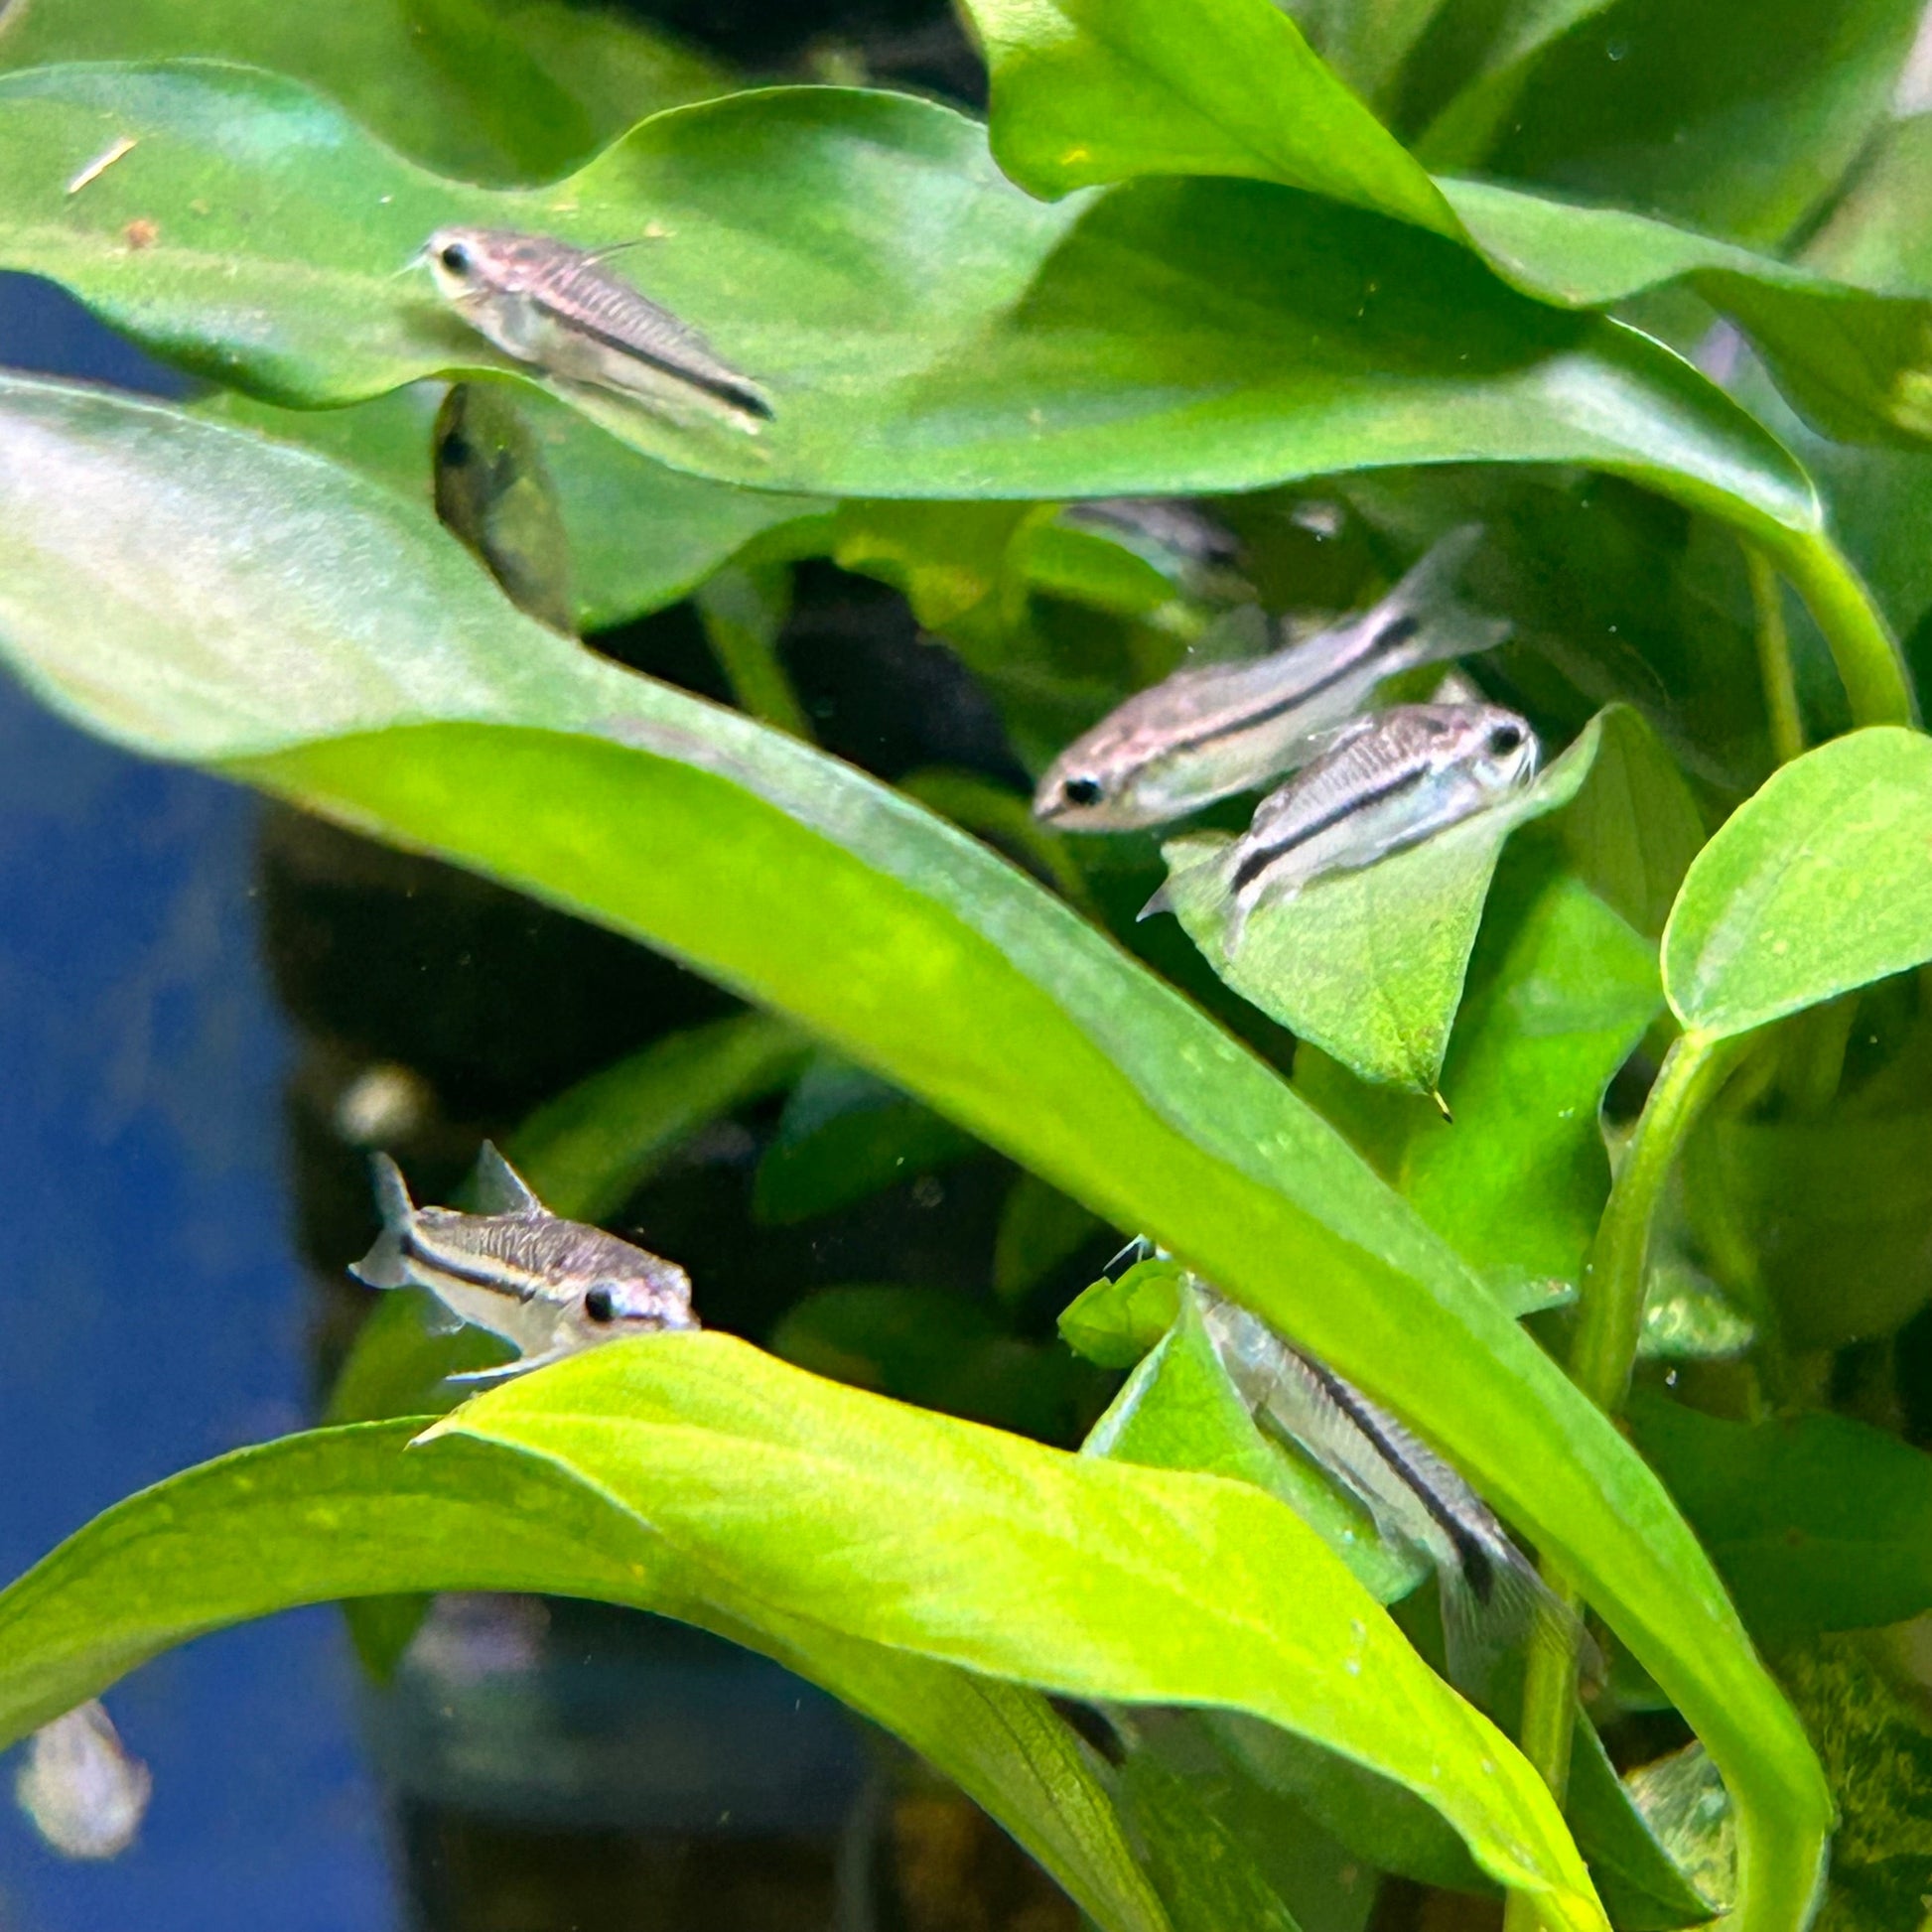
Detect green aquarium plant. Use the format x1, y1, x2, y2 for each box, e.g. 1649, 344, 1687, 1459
6, 0, 1932, 1924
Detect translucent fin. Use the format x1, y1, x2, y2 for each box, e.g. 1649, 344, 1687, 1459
1441, 1533, 1601, 1705
446, 1341, 572, 1384
349, 1154, 414, 1289
417, 1295, 464, 1338
473, 1141, 544, 1216
1362, 523, 1510, 675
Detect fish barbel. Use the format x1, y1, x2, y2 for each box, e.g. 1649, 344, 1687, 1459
1147, 699, 1538, 954
420, 226, 772, 433
1034, 524, 1508, 831
351, 1142, 697, 1380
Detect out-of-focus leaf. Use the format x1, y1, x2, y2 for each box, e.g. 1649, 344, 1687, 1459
0, 0, 731, 181
1624, 1746, 1734, 1920
994, 1172, 1106, 1302
1568, 1721, 1719, 1929
1553, 706, 1704, 940
1397, 865, 1661, 1297
754, 1055, 981, 1225
959, 0, 1932, 450
1084, 1287, 1426, 1603
0, 372, 1828, 1920
1684, 1104, 1932, 1346
1156, 711, 1610, 1092
505, 1010, 809, 1224
1664, 729, 1932, 1037
200, 385, 831, 633
695, 562, 808, 738
431, 379, 575, 632
1464, 0, 1924, 247
1630, 1395, 1932, 1641
1635, 1255, 1755, 1363
0, 61, 1863, 567
1778, 1638, 1932, 1931
0, 1421, 1178, 1932
1059, 1258, 1192, 1369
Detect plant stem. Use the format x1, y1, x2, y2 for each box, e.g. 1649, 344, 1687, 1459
696, 565, 813, 740
1746, 545, 1806, 764
1760, 525, 1916, 729
1508, 1027, 1755, 1921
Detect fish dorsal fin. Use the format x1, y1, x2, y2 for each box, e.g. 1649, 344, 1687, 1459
474, 1141, 545, 1216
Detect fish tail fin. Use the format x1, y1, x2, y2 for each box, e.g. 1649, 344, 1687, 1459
349, 1153, 414, 1290
1367, 523, 1511, 673
1440, 1531, 1601, 1707
1137, 881, 1175, 922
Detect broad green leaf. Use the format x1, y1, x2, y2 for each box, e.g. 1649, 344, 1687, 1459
1567, 1720, 1719, 1929
958, 0, 1932, 452
1059, 1258, 1194, 1369
753, 1055, 980, 1224
0, 373, 1828, 1925
0, 1420, 1176, 1932
1663, 728, 1932, 1037
1470, 0, 1924, 248
695, 562, 809, 737
0, 59, 1867, 572
899, 768, 1102, 920
769, 1286, 1108, 1442
203, 384, 831, 633
1397, 866, 1661, 1297
436, 1336, 1603, 1919
0, 0, 730, 181
1155, 711, 1612, 1091
993, 1172, 1106, 1302
1629, 1395, 1932, 1644
1083, 1286, 1427, 1603
505, 1010, 809, 1223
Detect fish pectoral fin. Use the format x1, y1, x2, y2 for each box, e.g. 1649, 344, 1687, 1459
472, 1141, 545, 1216
348, 1230, 409, 1291
417, 1293, 465, 1337
445, 1339, 578, 1384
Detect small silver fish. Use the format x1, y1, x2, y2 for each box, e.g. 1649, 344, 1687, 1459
1152, 700, 1538, 954
421, 226, 772, 433
1034, 525, 1508, 831
1193, 1285, 1578, 1698
1059, 497, 1249, 599
351, 1143, 697, 1379
14, 1700, 151, 1861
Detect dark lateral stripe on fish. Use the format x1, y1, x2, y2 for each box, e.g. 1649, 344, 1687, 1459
1229, 763, 1431, 894
1294, 1350, 1496, 1600
1157, 621, 1400, 759
535, 289, 773, 420
401, 1229, 541, 1303
1371, 612, 1421, 652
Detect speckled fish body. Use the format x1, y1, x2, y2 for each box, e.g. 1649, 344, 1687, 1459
1034, 524, 1508, 831
351, 1142, 696, 1379
1193, 699, 1539, 951
421, 226, 772, 432
1194, 1284, 1575, 1696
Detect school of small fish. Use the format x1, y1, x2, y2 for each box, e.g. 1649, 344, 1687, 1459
1033, 522, 1539, 954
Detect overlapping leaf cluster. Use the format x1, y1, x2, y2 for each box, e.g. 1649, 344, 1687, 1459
6, 0, 1932, 1926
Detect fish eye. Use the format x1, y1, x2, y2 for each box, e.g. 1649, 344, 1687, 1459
439, 241, 472, 276
1487, 724, 1524, 757
1061, 775, 1104, 807
583, 1285, 617, 1324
